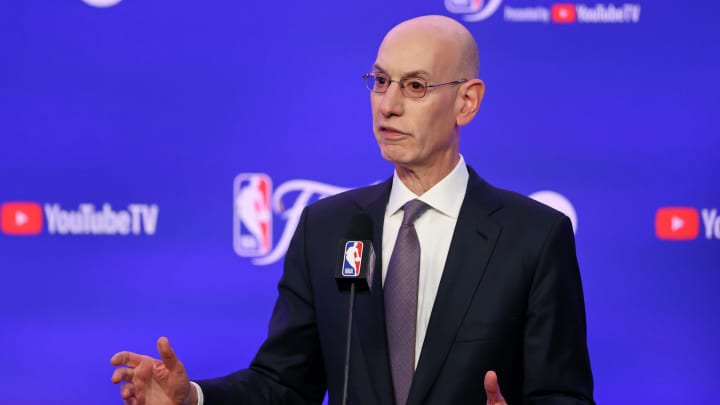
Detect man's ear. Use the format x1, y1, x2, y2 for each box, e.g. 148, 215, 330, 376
456, 79, 485, 127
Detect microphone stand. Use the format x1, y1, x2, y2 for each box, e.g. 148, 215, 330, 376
341, 282, 356, 405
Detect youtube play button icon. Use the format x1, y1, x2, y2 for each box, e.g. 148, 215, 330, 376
1, 202, 43, 235
655, 207, 700, 240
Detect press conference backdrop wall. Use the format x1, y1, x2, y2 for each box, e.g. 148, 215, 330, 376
1, 1, 718, 404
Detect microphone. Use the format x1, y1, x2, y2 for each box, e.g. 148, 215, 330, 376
335, 213, 375, 405
335, 213, 376, 292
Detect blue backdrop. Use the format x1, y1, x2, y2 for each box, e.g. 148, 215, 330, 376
1, 1, 718, 403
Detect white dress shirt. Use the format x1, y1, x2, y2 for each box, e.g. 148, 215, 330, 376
194, 156, 469, 403
381, 156, 469, 368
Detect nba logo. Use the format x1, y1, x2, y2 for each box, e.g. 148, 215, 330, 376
234, 173, 273, 257
342, 241, 363, 277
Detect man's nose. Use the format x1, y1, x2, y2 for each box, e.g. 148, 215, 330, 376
378, 81, 405, 117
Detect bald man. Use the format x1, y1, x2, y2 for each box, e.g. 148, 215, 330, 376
111, 15, 594, 405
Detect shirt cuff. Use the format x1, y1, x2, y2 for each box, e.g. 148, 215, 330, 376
190, 381, 204, 405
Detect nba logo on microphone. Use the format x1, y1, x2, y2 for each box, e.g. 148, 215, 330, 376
234, 173, 273, 257
342, 241, 363, 277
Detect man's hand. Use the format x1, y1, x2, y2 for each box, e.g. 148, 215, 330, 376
111, 337, 197, 405
485, 370, 508, 405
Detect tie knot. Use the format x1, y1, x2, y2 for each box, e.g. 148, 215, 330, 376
401, 199, 430, 226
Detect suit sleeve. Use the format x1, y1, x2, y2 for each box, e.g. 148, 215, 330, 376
197, 207, 327, 404
523, 215, 595, 404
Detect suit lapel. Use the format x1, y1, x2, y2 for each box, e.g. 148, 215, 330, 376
407, 170, 503, 405
353, 178, 395, 405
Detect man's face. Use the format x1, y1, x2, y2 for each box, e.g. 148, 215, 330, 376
370, 28, 461, 174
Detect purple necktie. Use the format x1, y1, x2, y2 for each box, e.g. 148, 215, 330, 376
385, 199, 430, 405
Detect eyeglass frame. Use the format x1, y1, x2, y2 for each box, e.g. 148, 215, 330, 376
362, 71, 468, 99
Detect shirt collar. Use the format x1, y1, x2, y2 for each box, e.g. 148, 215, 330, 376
387, 155, 469, 219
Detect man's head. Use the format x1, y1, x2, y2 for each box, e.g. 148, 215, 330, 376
369, 15, 485, 183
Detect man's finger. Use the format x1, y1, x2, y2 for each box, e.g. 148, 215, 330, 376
110, 351, 143, 368
120, 382, 136, 400
484, 370, 506, 404
157, 336, 180, 370
111, 367, 135, 384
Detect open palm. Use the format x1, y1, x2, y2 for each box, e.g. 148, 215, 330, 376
111, 337, 195, 405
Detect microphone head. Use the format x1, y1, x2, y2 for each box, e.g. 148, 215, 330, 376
336, 213, 375, 293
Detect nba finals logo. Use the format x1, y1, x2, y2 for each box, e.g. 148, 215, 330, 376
445, 0, 503, 21
342, 241, 364, 277
233, 172, 349, 265
233, 173, 272, 257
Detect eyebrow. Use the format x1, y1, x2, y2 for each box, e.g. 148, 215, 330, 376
372, 64, 431, 79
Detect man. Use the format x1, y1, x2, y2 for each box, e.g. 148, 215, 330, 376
111, 15, 594, 405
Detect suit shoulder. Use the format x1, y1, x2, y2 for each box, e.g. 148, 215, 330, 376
481, 184, 577, 272
304, 181, 388, 218
486, 185, 570, 232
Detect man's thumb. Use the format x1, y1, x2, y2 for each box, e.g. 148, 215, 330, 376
157, 336, 180, 370
484, 370, 506, 404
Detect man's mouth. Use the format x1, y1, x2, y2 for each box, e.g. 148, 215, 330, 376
379, 125, 408, 138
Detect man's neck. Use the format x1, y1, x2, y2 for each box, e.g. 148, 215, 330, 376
395, 154, 461, 196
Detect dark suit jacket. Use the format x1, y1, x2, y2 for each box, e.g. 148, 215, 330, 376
199, 167, 594, 404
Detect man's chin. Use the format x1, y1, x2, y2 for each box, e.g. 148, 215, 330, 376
379, 149, 410, 166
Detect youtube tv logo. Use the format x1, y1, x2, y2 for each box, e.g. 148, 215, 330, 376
1, 202, 44, 235
655, 206, 720, 241
1, 201, 159, 237
551, 4, 577, 24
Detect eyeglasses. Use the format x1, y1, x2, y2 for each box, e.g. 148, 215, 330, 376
362, 72, 467, 99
